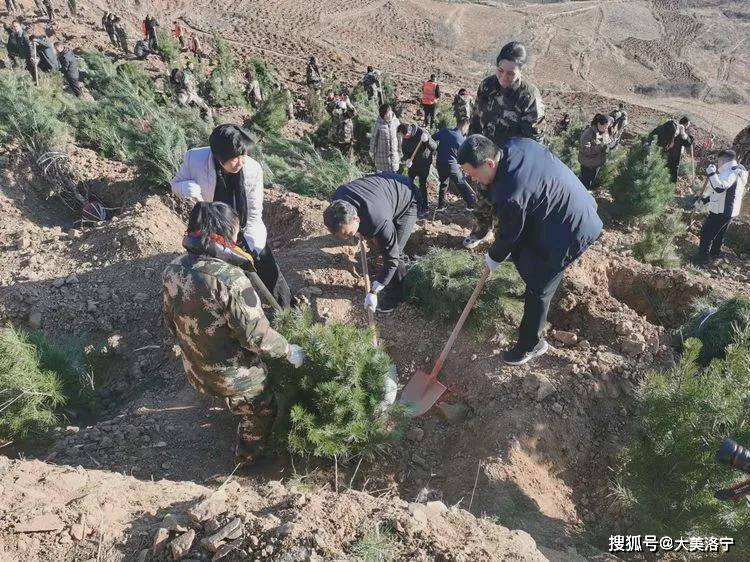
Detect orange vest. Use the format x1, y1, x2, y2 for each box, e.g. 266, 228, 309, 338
421, 81, 438, 105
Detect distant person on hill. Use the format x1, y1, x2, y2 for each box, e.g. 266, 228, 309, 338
452, 88, 474, 124
28, 31, 58, 74
189, 33, 204, 61
171, 124, 293, 310
172, 21, 185, 48
458, 135, 602, 365
244, 68, 262, 108
102, 12, 117, 46
143, 15, 158, 50
578, 113, 618, 190
465, 41, 545, 250
67, 0, 76, 17
647, 116, 693, 182
362, 65, 382, 104
305, 55, 322, 90
397, 122, 437, 218
42, 0, 54, 21
609, 103, 628, 142
5, 0, 20, 15
693, 150, 748, 264
170, 61, 213, 119
420, 73, 441, 129
112, 16, 129, 54
433, 118, 477, 211
370, 103, 401, 173
163, 201, 305, 465
6, 19, 30, 69
55, 41, 82, 97
327, 102, 355, 160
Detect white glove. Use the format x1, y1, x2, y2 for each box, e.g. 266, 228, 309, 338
286, 344, 306, 368
693, 198, 706, 212
485, 253, 501, 273
706, 164, 717, 175
364, 292, 377, 312
676, 124, 685, 137
420, 132, 429, 143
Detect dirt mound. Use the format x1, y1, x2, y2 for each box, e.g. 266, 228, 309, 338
0, 456, 556, 561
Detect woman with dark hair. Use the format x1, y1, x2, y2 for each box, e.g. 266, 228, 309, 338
171, 124, 292, 309
163, 201, 305, 464
578, 113, 616, 190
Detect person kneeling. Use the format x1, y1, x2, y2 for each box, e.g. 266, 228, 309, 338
163, 202, 305, 464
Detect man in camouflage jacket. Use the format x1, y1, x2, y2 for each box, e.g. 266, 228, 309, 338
163, 208, 304, 463
465, 41, 545, 248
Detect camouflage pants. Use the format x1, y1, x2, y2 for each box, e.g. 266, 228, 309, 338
225, 390, 276, 463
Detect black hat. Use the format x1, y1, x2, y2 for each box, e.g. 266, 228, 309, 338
496, 41, 527, 66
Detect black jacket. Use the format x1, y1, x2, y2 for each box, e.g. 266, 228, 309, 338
58, 48, 79, 80
487, 138, 603, 289
332, 172, 417, 286
400, 125, 437, 175
30, 38, 59, 72
7, 29, 30, 59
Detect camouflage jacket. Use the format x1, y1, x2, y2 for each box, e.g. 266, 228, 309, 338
470, 75, 545, 146
163, 239, 289, 399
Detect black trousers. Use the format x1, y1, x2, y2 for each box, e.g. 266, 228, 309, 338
422, 103, 436, 128
380, 202, 418, 307
579, 165, 600, 190
408, 167, 429, 213
517, 269, 565, 350
65, 74, 83, 97
699, 213, 732, 257
438, 167, 477, 208
667, 155, 680, 183
254, 245, 292, 310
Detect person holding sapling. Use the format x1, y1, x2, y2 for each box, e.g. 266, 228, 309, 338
458, 135, 602, 365
163, 202, 305, 464
323, 172, 418, 314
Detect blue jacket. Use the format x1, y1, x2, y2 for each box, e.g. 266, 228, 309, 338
487, 138, 603, 289
433, 127, 465, 176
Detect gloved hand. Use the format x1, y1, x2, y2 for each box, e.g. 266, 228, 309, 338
706, 164, 717, 175
286, 344, 306, 368
676, 124, 685, 137
485, 253, 501, 273
420, 132, 429, 143
364, 292, 377, 312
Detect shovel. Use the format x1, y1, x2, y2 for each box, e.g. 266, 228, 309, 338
358, 236, 379, 346
400, 266, 491, 417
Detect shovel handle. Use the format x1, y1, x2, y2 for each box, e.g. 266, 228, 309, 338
429, 266, 491, 380
358, 237, 378, 346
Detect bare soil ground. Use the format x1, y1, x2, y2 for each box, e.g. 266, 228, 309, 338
1, 0, 750, 560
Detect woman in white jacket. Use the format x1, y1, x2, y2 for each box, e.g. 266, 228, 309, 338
695, 149, 749, 263
171, 124, 292, 308
369, 103, 401, 172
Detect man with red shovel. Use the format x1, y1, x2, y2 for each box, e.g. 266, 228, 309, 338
458, 135, 603, 365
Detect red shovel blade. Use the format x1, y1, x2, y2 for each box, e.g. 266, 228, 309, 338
399, 369, 447, 417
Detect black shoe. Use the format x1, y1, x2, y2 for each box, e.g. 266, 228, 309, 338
502, 339, 549, 366
376, 301, 398, 314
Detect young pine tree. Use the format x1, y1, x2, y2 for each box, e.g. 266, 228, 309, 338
633, 208, 687, 268
611, 141, 674, 218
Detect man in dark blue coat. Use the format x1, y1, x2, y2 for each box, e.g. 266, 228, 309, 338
458, 135, 603, 365
433, 118, 477, 211
323, 172, 418, 314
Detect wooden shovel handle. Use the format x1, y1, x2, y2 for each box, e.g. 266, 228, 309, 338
358, 237, 378, 346
429, 267, 491, 380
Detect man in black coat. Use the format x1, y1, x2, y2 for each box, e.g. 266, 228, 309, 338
323, 172, 418, 314
458, 135, 603, 365
397, 122, 437, 218
55, 41, 82, 97
648, 116, 693, 182
28, 33, 59, 74
6, 20, 30, 69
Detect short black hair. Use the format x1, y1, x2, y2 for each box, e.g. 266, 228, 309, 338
323, 200, 358, 233
367, 65, 373, 72
497, 41, 527, 67
718, 149, 737, 161
429, 74, 436, 81
458, 87, 467, 95
187, 201, 239, 245
209, 124, 255, 163
379, 103, 392, 119
457, 134, 502, 167
396, 123, 408, 135
592, 113, 611, 127
679, 116, 690, 125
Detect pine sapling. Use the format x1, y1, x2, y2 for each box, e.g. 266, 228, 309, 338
611, 140, 674, 219
633, 208, 687, 268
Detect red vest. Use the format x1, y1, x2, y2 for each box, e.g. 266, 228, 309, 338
422, 81, 438, 105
